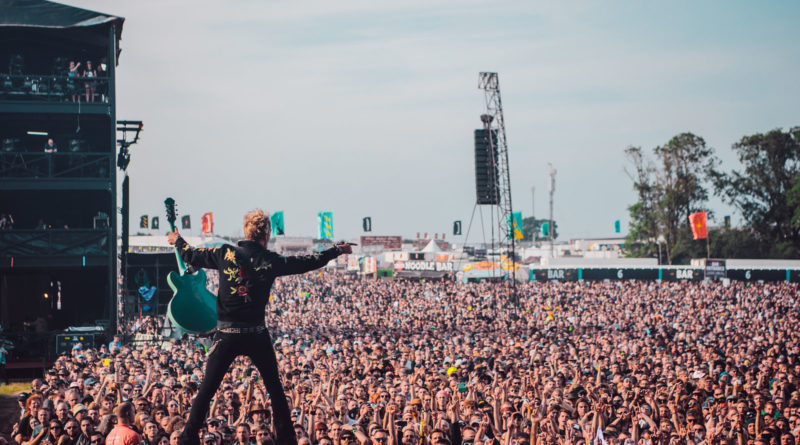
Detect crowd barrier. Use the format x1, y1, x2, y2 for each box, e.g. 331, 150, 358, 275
529, 267, 800, 282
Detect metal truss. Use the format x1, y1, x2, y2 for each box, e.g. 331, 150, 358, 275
478, 72, 516, 284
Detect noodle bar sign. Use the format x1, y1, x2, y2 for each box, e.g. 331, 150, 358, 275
395, 261, 454, 272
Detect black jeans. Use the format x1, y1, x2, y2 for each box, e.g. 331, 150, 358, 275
182, 330, 296, 445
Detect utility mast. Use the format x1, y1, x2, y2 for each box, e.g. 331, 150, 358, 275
548, 163, 556, 258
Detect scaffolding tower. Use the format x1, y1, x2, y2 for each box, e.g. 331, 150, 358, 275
478, 72, 517, 288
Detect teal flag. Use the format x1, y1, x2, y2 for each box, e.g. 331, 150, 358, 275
540, 221, 549, 237
271, 211, 284, 236
318, 211, 333, 239
614, 220, 621, 233
507, 212, 523, 239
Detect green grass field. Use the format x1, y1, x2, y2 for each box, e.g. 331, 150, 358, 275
0, 382, 30, 396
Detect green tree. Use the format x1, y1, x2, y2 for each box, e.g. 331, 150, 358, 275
790, 175, 800, 232
713, 127, 800, 256
624, 147, 660, 259
625, 133, 717, 264
708, 227, 772, 258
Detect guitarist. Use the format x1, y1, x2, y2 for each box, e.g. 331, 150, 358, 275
167, 209, 353, 445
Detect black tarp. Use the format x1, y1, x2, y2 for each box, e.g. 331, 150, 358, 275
0, 0, 123, 51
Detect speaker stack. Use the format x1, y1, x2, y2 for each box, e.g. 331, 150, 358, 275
474, 129, 499, 205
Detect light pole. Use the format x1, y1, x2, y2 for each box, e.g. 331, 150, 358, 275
548, 163, 556, 258
116, 120, 143, 336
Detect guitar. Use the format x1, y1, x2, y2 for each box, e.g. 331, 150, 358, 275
164, 198, 218, 334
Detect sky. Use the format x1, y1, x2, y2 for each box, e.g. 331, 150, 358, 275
64, 0, 800, 242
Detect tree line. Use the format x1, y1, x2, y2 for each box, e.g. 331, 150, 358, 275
625, 126, 800, 264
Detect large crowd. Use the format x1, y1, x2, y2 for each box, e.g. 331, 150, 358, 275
6, 274, 800, 445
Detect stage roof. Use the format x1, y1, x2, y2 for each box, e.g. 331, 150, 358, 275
0, 0, 124, 50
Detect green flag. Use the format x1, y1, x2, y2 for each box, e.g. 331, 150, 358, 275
540, 221, 549, 237
318, 211, 333, 239
507, 212, 523, 239
271, 211, 284, 236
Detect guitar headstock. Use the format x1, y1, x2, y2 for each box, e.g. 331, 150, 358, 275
164, 197, 177, 231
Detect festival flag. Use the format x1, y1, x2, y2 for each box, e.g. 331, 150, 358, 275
507, 212, 523, 239
139, 215, 148, 229
318, 211, 333, 240
181, 215, 191, 230
614, 220, 621, 233
689, 211, 708, 240
151, 216, 159, 230
453, 221, 462, 235
271, 211, 285, 236
201, 212, 213, 234
540, 221, 549, 237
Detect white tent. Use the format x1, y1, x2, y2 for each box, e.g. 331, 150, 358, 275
421, 239, 444, 253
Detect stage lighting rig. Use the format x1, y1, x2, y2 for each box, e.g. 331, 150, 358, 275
116, 120, 142, 171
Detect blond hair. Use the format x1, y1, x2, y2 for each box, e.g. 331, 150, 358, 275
243, 209, 271, 241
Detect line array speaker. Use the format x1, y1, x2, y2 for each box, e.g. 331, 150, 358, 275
474, 129, 499, 205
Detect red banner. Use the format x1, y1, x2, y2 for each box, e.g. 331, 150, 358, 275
202, 212, 213, 234
689, 211, 707, 240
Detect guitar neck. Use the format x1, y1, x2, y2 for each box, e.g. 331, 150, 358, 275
169, 220, 188, 275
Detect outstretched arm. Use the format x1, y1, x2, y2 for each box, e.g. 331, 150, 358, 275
272, 243, 354, 277
169, 228, 220, 270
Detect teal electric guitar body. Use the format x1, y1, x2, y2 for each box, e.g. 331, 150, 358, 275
164, 198, 218, 334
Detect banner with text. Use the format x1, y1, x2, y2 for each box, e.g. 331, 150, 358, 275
395, 261, 454, 272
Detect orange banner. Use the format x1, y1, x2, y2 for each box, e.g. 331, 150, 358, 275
689, 211, 707, 240
202, 212, 213, 234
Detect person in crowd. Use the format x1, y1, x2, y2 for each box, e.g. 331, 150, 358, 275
106, 403, 141, 445
76, 417, 95, 445
46, 419, 64, 444
140, 421, 159, 445
89, 432, 105, 445
83, 61, 97, 103
60, 418, 82, 445
0, 212, 14, 230
14, 394, 43, 441
96, 58, 108, 101
42, 138, 58, 176
5, 277, 800, 445
108, 336, 123, 355
54, 402, 72, 425
43, 138, 58, 153
0, 342, 8, 385
68, 60, 81, 102
15, 392, 29, 420
232, 424, 251, 445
